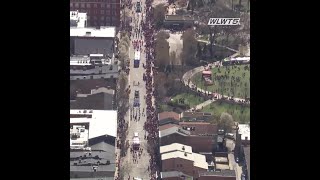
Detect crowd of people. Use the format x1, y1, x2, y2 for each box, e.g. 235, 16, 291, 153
142, 1, 160, 179
115, 1, 160, 179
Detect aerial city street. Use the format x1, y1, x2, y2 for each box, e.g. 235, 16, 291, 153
70, 0, 250, 180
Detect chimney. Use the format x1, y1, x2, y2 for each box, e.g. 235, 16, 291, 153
184, 152, 187, 157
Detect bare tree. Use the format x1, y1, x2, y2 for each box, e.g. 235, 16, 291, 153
219, 112, 234, 133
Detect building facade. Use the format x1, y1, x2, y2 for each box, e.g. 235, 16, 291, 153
70, 0, 120, 27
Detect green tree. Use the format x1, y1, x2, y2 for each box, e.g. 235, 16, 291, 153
219, 112, 234, 133
154, 4, 166, 29
155, 32, 170, 70
181, 28, 198, 66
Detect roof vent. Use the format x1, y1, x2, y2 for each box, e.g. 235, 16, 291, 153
182, 146, 185, 151
184, 152, 187, 156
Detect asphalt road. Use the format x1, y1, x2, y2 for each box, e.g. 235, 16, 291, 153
119, 1, 153, 179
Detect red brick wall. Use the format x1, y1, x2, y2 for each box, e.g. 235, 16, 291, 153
70, 0, 120, 27
160, 134, 214, 153
199, 176, 236, 180
162, 158, 194, 177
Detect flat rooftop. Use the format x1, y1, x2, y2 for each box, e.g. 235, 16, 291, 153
70, 27, 116, 38
70, 11, 87, 28
238, 124, 250, 140
160, 143, 193, 154
161, 151, 208, 170
70, 110, 117, 138
199, 170, 236, 177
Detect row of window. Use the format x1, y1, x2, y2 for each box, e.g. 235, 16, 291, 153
71, 0, 118, 3
70, 3, 118, 9
71, 8, 119, 15
74, 75, 114, 80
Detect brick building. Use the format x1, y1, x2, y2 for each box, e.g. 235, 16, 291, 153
160, 143, 208, 179
198, 170, 236, 180
70, 0, 120, 27
159, 122, 218, 153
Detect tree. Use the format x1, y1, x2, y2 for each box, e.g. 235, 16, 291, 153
154, 4, 166, 29
181, 28, 198, 66
219, 112, 234, 133
196, 42, 202, 59
190, 0, 196, 14
170, 51, 177, 65
155, 32, 170, 70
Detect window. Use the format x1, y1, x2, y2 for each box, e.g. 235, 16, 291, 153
86, 3, 91, 8
94, 16, 98, 20
81, 3, 85, 8
94, 3, 98, 8
101, 3, 105, 8
101, 10, 104, 14
101, 16, 105, 20
112, 4, 116, 9
75, 3, 79, 8
107, 4, 111, 8
70, 3, 73, 7
106, 10, 110, 15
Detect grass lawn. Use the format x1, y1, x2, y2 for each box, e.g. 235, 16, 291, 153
192, 65, 250, 98
171, 93, 206, 108
202, 101, 250, 124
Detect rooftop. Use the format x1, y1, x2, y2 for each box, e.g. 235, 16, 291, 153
70, 37, 114, 56
179, 122, 218, 136
70, 11, 87, 28
159, 126, 191, 138
70, 110, 117, 138
159, 111, 181, 121
243, 146, 250, 180
165, 15, 194, 21
199, 170, 236, 177
238, 124, 250, 140
70, 91, 115, 110
159, 118, 180, 126
70, 79, 116, 95
161, 151, 208, 170
70, 27, 116, 38
159, 123, 179, 131
160, 171, 193, 179
215, 163, 230, 170
160, 143, 193, 154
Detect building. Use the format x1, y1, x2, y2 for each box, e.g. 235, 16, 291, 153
180, 112, 213, 122
242, 146, 250, 180
159, 122, 218, 153
70, 11, 87, 28
161, 143, 208, 179
160, 171, 193, 180
70, 26, 116, 57
70, 109, 117, 179
159, 111, 181, 121
238, 124, 250, 145
71, 87, 115, 110
70, 54, 119, 80
164, 15, 194, 29
70, 0, 120, 27
198, 170, 236, 180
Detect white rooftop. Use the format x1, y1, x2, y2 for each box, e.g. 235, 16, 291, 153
238, 124, 250, 141
161, 150, 208, 170
160, 143, 192, 154
70, 27, 116, 38
70, 11, 87, 28
70, 109, 117, 138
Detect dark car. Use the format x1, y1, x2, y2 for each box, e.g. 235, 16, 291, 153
136, 2, 141, 13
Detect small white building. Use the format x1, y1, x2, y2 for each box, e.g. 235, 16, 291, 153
70, 11, 87, 28
70, 109, 118, 150
238, 124, 250, 141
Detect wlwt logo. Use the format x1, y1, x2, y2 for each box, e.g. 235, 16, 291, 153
208, 18, 240, 25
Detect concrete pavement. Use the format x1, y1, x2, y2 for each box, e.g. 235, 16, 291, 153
118, 1, 153, 179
